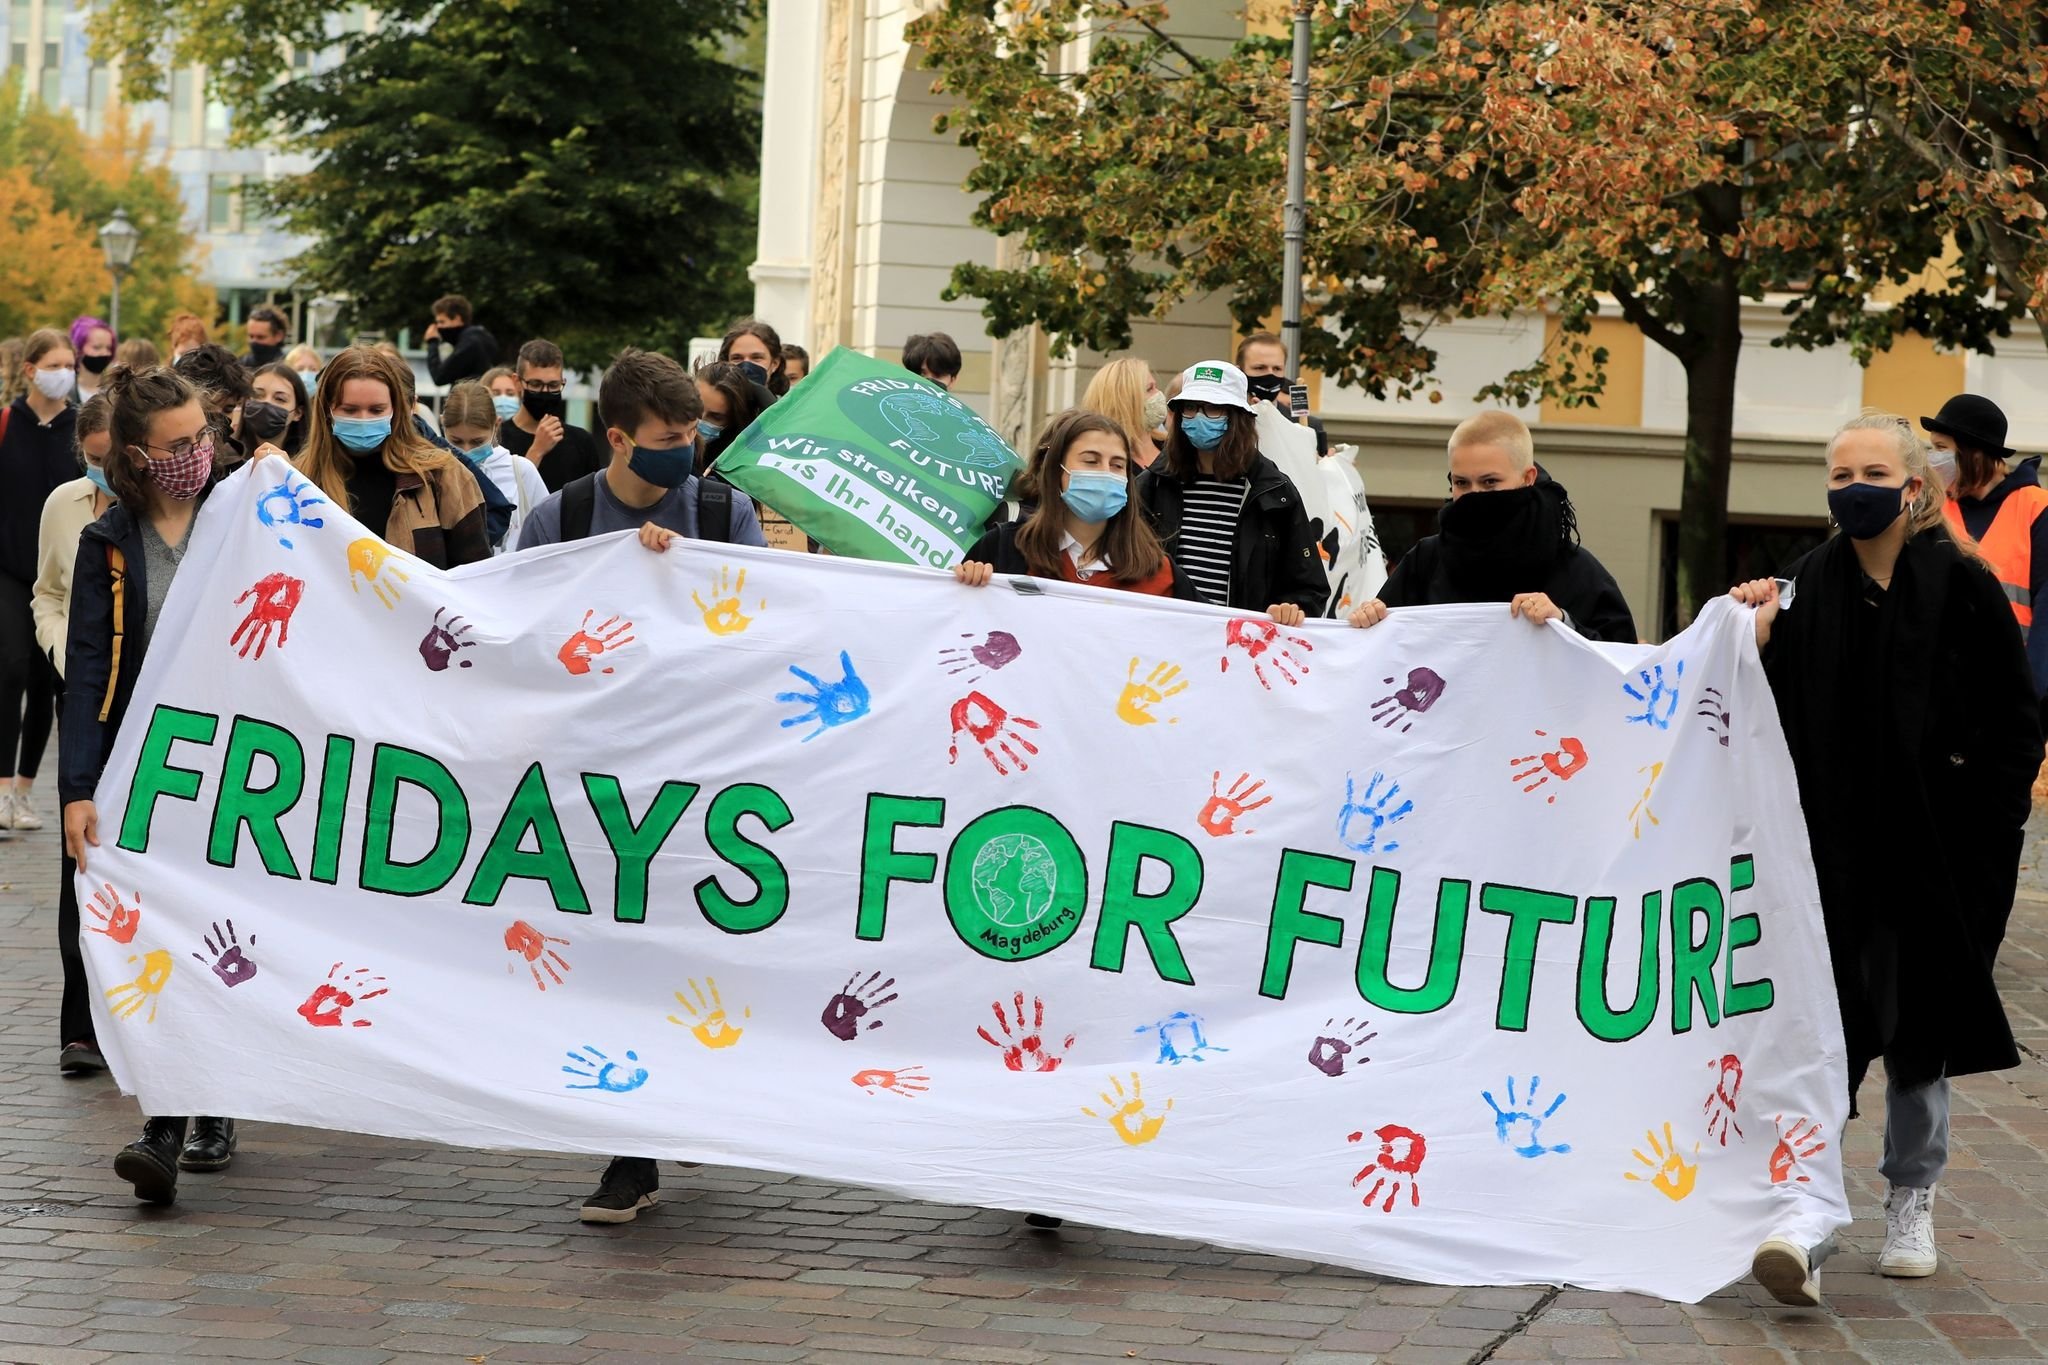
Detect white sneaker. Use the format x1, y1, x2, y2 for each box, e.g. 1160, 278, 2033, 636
1881, 1184, 1938, 1277
0, 792, 15, 834
1752, 1238, 1822, 1308
10, 789, 42, 830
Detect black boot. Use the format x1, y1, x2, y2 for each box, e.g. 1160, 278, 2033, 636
114, 1117, 186, 1204
179, 1117, 237, 1172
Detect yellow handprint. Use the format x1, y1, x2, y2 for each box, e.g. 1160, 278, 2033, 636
1623, 1121, 1700, 1201
1116, 657, 1189, 727
1081, 1071, 1173, 1146
105, 949, 174, 1023
347, 537, 410, 610
667, 976, 751, 1049
692, 566, 764, 637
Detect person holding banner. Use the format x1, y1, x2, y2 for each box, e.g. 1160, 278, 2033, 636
58, 365, 241, 1199
1733, 411, 2038, 1306
1135, 361, 1328, 623
1344, 411, 1635, 643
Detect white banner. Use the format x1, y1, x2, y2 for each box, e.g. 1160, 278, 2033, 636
82, 457, 1848, 1302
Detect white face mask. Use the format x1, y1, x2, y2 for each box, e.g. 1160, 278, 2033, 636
1929, 451, 1958, 490
32, 368, 74, 400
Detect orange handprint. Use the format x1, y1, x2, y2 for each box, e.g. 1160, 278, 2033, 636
1197, 771, 1271, 837
558, 610, 636, 676
504, 920, 571, 990
852, 1066, 930, 1098
1769, 1115, 1827, 1184
1508, 731, 1589, 804
86, 883, 141, 943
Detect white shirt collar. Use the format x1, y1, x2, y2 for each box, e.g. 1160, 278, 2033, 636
1060, 529, 1111, 579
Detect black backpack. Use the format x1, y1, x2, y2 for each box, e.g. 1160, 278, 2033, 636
558, 474, 732, 544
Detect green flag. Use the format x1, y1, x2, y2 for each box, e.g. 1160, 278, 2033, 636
712, 347, 1022, 567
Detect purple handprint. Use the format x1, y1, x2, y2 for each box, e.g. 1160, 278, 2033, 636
1309, 1016, 1378, 1076
822, 970, 899, 1040
939, 630, 1022, 685
1371, 667, 1446, 733
419, 608, 478, 671
192, 919, 258, 987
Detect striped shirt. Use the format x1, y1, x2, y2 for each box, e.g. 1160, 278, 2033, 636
1176, 476, 1250, 605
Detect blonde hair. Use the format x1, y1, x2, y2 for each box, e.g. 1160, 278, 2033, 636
441, 381, 497, 438
1827, 409, 1988, 563
1448, 410, 1536, 472
296, 345, 454, 509
480, 365, 517, 394
284, 344, 322, 372
1082, 358, 1156, 443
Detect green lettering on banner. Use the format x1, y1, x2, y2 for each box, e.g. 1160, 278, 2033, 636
1578, 894, 1663, 1042
1480, 884, 1578, 1031
310, 735, 356, 885
464, 762, 589, 912
583, 774, 699, 924
1357, 869, 1469, 1014
1669, 877, 1725, 1033
856, 794, 945, 941
117, 705, 220, 853
1723, 854, 1775, 1017
943, 805, 1088, 962
360, 742, 472, 897
1090, 821, 1202, 985
206, 716, 306, 877
696, 784, 794, 933
1259, 850, 1352, 999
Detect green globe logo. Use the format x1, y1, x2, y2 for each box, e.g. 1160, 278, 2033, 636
970, 833, 1058, 928
944, 807, 1088, 961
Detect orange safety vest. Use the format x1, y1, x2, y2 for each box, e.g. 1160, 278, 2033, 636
1944, 485, 2048, 636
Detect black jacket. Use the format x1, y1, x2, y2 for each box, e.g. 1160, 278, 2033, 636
425, 324, 498, 387
1, 399, 81, 585
1380, 533, 1637, 644
1135, 455, 1328, 613
1765, 528, 2038, 1094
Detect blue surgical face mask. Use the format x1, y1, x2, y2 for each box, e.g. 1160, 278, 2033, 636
448, 437, 492, 465
698, 420, 725, 443
1182, 413, 1230, 451
85, 464, 113, 496
491, 394, 520, 421
332, 415, 393, 452
295, 369, 321, 393
1060, 469, 1128, 524
1827, 480, 1910, 541
627, 441, 696, 488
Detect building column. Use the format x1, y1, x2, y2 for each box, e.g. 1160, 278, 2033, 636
751, 0, 823, 345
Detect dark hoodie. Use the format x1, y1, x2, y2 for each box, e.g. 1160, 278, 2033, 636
1379, 470, 1637, 644
1, 398, 80, 585
1948, 454, 2048, 699
425, 323, 498, 387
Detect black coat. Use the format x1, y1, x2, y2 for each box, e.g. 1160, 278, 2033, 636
1380, 533, 1638, 644
1765, 528, 2038, 1093
425, 324, 498, 387
1135, 455, 1329, 614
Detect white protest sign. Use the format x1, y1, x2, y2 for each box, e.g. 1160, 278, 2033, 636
82, 456, 1848, 1302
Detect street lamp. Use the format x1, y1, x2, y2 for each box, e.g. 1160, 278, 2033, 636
307, 295, 344, 348
1280, 0, 1312, 380
97, 207, 141, 334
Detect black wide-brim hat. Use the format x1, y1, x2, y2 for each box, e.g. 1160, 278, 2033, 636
1921, 393, 2014, 458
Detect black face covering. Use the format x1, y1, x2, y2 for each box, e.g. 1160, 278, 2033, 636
246, 343, 284, 366
242, 400, 291, 441
1435, 481, 1570, 601
522, 389, 566, 421
80, 353, 113, 375
1246, 373, 1288, 402
436, 325, 466, 348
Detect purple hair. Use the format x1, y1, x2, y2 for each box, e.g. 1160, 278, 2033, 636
69, 316, 115, 353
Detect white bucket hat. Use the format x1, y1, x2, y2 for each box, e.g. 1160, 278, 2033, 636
1172, 361, 1255, 413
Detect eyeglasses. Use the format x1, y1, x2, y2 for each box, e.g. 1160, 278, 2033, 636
522, 380, 565, 394
137, 435, 212, 462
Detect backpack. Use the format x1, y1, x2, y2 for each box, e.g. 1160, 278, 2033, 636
559, 473, 732, 544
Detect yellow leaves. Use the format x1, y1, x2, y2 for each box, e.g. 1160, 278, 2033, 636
0, 165, 105, 336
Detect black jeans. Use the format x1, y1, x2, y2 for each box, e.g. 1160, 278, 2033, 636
58, 848, 92, 1046
0, 574, 53, 780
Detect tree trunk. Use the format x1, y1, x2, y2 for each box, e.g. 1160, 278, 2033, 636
1673, 272, 1742, 632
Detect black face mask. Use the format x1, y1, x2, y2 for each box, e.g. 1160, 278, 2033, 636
522, 389, 566, 421
1435, 482, 1570, 601
246, 342, 284, 365
437, 325, 465, 348
737, 360, 770, 388
1246, 373, 1288, 402
242, 400, 291, 441
80, 353, 113, 375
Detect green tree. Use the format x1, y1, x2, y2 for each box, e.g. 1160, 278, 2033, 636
91, 0, 762, 367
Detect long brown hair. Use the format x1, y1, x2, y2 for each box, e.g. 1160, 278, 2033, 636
718, 317, 788, 395
101, 365, 200, 514
296, 346, 454, 509
1012, 409, 1167, 584
1161, 405, 1261, 481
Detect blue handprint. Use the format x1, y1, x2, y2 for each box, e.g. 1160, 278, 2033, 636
561, 1045, 648, 1093
1337, 771, 1413, 855
255, 477, 327, 550
1135, 1010, 1228, 1065
1622, 660, 1685, 730
778, 651, 872, 741
1482, 1076, 1572, 1158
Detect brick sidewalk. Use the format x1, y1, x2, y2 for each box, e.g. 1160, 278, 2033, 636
1, 815, 2045, 1365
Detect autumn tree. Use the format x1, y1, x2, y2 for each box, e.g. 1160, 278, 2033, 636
0, 167, 106, 337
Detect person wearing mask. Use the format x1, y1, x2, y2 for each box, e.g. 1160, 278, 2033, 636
902, 332, 963, 391
423, 294, 497, 388
33, 395, 112, 1075
1735, 412, 2038, 1307
114, 338, 161, 374
441, 381, 548, 553
693, 361, 772, 474
239, 305, 290, 369
285, 344, 322, 394
1081, 357, 1165, 469
61, 366, 240, 1196
782, 344, 811, 385
1135, 361, 1328, 623
718, 318, 791, 396
69, 317, 117, 402
1236, 330, 1329, 453
0, 330, 83, 832
497, 339, 604, 493
481, 367, 522, 425
1345, 410, 1635, 643
165, 313, 209, 364
173, 344, 256, 467
295, 346, 490, 568
245, 363, 311, 456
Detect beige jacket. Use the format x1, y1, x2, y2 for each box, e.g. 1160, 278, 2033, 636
33, 477, 107, 678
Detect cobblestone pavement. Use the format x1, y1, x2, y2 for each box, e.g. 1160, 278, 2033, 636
1, 812, 2045, 1365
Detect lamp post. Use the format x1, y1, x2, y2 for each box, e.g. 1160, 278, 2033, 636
307, 295, 343, 349
97, 207, 141, 334
1280, 0, 1312, 378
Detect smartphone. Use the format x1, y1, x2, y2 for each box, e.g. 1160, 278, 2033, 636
1289, 382, 1310, 420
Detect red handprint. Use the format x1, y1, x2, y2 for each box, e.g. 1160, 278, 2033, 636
1703, 1053, 1744, 1144
976, 992, 1075, 1072
557, 610, 635, 676
230, 572, 305, 659
1768, 1115, 1827, 1184
1197, 771, 1271, 836
947, 691, 1041, 775
1221, 618, 1313, 689
1350, 1124, 1427, 1212
85, 883, 141, 943
297, 962, 388, 1028
504, 920, 571, 990
1508, 731, 1589, 804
